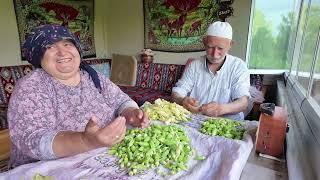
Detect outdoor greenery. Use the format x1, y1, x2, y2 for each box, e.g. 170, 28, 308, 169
298, 5, 320, 72
249, 10, 293, 69
250, 3, 320, 71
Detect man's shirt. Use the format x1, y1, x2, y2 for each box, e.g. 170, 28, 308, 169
172, 55, 250, 120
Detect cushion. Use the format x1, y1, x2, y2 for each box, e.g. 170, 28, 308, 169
119, 86, 171, 106
0, 158, 10, 173
83, 59, 111, 78
111, 54, 137, 86
135, 63, 185, 93
0, 105, 8, 130
0, 65, 34, 105
0, 129, 10, 172
90, 63, 110, 78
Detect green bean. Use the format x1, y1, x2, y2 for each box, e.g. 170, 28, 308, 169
162, 172, 167, 177
108, 124, 192, 176
200, 118, 245, 140
32, 174, 53, 180
195, 155, 206, 160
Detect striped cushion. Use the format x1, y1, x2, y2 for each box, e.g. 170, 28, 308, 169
0, 158, 9, 173
135, 63, 185, 93
0, 105, 7, 130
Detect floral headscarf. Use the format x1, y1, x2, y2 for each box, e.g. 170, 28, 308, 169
22, 24, 101, 92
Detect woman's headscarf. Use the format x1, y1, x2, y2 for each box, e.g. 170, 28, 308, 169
22, 24, 101, 92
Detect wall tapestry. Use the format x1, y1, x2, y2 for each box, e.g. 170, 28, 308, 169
14, 0, 95, 59
144, 0, 234, 52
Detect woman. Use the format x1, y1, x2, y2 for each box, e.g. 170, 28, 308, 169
7, 24, 149, 167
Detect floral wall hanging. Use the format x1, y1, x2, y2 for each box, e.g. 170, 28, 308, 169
14, 0, 96, 59
144, 0, 234, 52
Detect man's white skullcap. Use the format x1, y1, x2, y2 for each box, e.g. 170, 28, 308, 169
207, 21, 233, 40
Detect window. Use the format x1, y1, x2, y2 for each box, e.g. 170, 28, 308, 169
289, 0, 303, 78
288, 0, 320, 106
297, 0, 320, 91
248, 0, 295, 70
311, 27, 320, 105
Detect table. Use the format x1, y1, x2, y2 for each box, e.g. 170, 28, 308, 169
0, 115, 258, 180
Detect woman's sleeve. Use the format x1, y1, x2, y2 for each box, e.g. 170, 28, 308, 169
99, 74, 139, 115
8, 79, 58, 160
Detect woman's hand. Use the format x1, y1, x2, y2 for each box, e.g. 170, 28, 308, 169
182, 96, 200, 113
82, 115, 127, 148
121, 107, 149, 128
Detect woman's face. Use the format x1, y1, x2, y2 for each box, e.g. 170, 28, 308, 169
41, 40, 81, 82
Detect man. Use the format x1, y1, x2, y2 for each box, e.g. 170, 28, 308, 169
171, 21, 250, 120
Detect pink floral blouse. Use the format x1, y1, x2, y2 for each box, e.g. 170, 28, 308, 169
8, 69, 137, 167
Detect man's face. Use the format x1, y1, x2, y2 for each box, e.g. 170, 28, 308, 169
204, 36, 232, 64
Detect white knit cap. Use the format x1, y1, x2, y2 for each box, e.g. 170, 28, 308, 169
207, 21, 233, 40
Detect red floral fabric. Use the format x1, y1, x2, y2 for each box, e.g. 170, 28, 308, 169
119, 86, 171, 106
135, 62, 185, 93
0, 65, 34, 105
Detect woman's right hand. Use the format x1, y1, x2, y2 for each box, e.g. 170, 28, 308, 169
82, 115, 127, 148
182, 96, 200, 113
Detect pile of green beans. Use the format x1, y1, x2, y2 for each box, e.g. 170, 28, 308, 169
200, 118, 245, 140
109, 124, 192, 176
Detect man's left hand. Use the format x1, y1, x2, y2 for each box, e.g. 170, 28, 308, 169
122, 107, 149, 128
200, 102, 225, 117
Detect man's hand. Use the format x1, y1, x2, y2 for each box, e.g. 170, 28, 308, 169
182, 97, 200, 113
121, 107, 149, 128
200, 102, 225, 117
200, 97, 249, 117
82, 115, 127, 148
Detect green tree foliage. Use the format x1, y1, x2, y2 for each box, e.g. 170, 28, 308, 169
275, 12, 294, 69
249, 9, 294, 69
249, 10, 277, 69
299, 5, 320, 72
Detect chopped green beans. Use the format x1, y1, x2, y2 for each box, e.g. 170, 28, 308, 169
195, 155, 206, 160
143, 99, 191, 123
32, 174, 53, 180
200, 118, 245, 140
109, 124, 192, 176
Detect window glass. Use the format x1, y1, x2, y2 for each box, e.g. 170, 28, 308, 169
248, 0, 295, 69
297, 0, 320, 91
289, 0, 303, 78
311, 46, 320, 105
310, 0, 320, 105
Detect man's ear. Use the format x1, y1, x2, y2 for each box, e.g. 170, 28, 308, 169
230, 40, 234, 47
